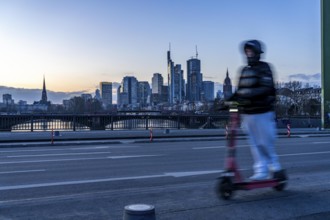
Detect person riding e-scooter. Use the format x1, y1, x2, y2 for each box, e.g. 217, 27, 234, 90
234, 39, 282, 181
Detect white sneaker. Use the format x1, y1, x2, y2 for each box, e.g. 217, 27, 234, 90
249, 173, 269, 181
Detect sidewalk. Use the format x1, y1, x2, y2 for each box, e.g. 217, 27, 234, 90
0, 128, 329, 148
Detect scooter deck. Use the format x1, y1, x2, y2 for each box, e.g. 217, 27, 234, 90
233, 179, 279, 190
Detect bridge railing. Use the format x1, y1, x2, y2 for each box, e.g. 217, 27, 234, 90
0, 114, 321, 132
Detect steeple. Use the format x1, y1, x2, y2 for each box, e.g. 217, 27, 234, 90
41, 75, 48, 104
224, 68, 231, 85
223, 68, 233, 100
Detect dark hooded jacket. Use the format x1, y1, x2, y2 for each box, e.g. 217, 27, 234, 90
236, 61, 276, 114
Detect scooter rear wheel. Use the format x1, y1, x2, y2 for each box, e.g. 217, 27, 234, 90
273, 169, 288, 191
216, 177, 234, 200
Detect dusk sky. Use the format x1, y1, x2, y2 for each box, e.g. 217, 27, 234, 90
0, 0, 321, 93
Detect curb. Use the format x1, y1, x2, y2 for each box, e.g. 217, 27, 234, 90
1, 133, 330, 148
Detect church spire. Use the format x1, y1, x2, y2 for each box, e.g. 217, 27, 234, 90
41, 75, 48, 104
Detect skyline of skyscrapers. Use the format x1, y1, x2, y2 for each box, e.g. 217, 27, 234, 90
4, 49, 231, 110
94, 48, 228, 108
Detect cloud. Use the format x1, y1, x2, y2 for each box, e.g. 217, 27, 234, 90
203, 76, 216, 80
288, 73, 321, 84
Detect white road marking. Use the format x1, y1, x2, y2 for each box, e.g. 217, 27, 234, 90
313, 141, 330, 144
0, 145, 136, 154
279, 151, 330, 157
193, 145, 249, 150
165, 170, 223, 177
0, 148, 71, 153
0, 174, 166, 191
6, 152, 111, 158
70, 146, 111, 150
0, 154, 163, 164
69, 145, 139, 150
0, 169, 223, 191
0, 157, 111, 164
108, 155, 162, 159
0, 169, 46, 174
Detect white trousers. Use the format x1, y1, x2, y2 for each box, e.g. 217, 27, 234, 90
241, 111, 281, 174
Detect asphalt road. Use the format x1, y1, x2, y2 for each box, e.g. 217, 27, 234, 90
1, 137, 330, 220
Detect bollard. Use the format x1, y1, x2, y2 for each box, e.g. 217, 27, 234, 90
51, 128, 54, 145
150, 128, 153, 142
164, 129, 170, 134
287, 124, 291, 137
225, 124, 228, 139
123, 204, 156, 220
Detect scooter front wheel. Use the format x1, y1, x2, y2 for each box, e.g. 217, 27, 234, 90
216, 177, 234, 200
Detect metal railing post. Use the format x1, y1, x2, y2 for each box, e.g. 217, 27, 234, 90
31, 115, 34, 132
73, 116, 76, 131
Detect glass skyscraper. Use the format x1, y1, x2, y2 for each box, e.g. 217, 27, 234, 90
187, 58, 202, 102
119, 76, 138, 107
100, 82, 112, 106
202, 81, 215, 102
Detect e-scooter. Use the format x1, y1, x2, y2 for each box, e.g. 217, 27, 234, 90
215, 102, 287, 200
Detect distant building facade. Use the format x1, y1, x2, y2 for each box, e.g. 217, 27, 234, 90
186, 57, 202, 102
152, 73, 163, 94
94, 89, 102, 101
151, 73, 163, 105
138, 81, 151, 107
118, 76, 138, 108
100, 82, 112, 106
3, 94, 14, 105
202, 81, 215, 102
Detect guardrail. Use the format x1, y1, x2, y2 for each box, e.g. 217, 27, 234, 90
0, 114, 321, 132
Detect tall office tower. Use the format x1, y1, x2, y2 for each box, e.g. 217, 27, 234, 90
117, 85, 128, 107
161, 85, 169, 103
223, 69, 233, 100
174, 64, 185, 103
167, 46, 184, 104
138, 81, 151, 107
186, 49, 202, 102
40, 75, 48, 104
100, 82, 113, 106
167, 47, 175, 104
119, 76, 138, 107
202, 81, 215, 101
151, 73, 163, 105
152, 73, 163, 94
